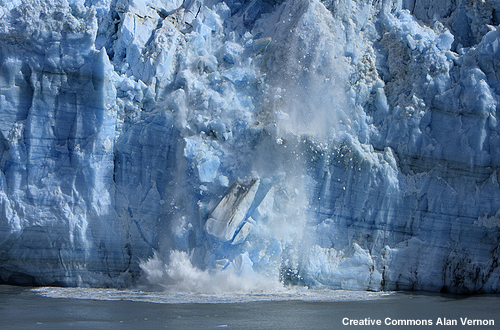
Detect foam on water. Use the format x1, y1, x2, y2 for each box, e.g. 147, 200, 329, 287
31, 286, 392, 304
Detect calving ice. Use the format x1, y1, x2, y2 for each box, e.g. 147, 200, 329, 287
1, 0, 500, 294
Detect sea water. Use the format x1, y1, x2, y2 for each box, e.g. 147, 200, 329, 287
0, 285, 499, 329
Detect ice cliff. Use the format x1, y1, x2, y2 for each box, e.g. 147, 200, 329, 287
1, 0, 500, 293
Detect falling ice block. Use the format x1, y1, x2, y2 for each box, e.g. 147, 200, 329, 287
205, 179, 260, 241
231, 221, 254, 245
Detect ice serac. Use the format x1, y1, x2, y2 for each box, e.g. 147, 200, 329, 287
0, 0, 129, 286
1, 0, 500, 293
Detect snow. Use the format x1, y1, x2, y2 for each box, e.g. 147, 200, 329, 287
0, 0, 500, 293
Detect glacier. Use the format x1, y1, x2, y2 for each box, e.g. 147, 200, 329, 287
0, 0, 500, 293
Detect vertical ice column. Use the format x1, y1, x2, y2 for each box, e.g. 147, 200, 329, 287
0, 0, 126, 285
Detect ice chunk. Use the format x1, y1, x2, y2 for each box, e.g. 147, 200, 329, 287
197, 151, 220, 183
373, 87, 389, 114
252, 37, 272, 54
232, 221, 254, 245
184, 136, 221, 182
218, 175, 229, 187
227, 252, 253, 274
205, 179, 260, 241
149, 0, 183, 14
222, 68, 254, 87
220, 42, 244, 65
437, 30, 454, 51
197, 53, 218, 73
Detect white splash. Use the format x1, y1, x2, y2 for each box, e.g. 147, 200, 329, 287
140, 250, 284, 294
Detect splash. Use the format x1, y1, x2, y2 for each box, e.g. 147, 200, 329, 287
140, 251, 285, 294
139, 0, 359, 293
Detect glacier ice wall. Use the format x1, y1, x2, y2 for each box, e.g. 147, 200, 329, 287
1, 0, 500, 293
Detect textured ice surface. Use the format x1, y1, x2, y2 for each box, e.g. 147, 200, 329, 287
1, 0, 500, 293
205, 179, 259, 242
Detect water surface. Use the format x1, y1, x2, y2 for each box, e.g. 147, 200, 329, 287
0, 285, 498, 329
